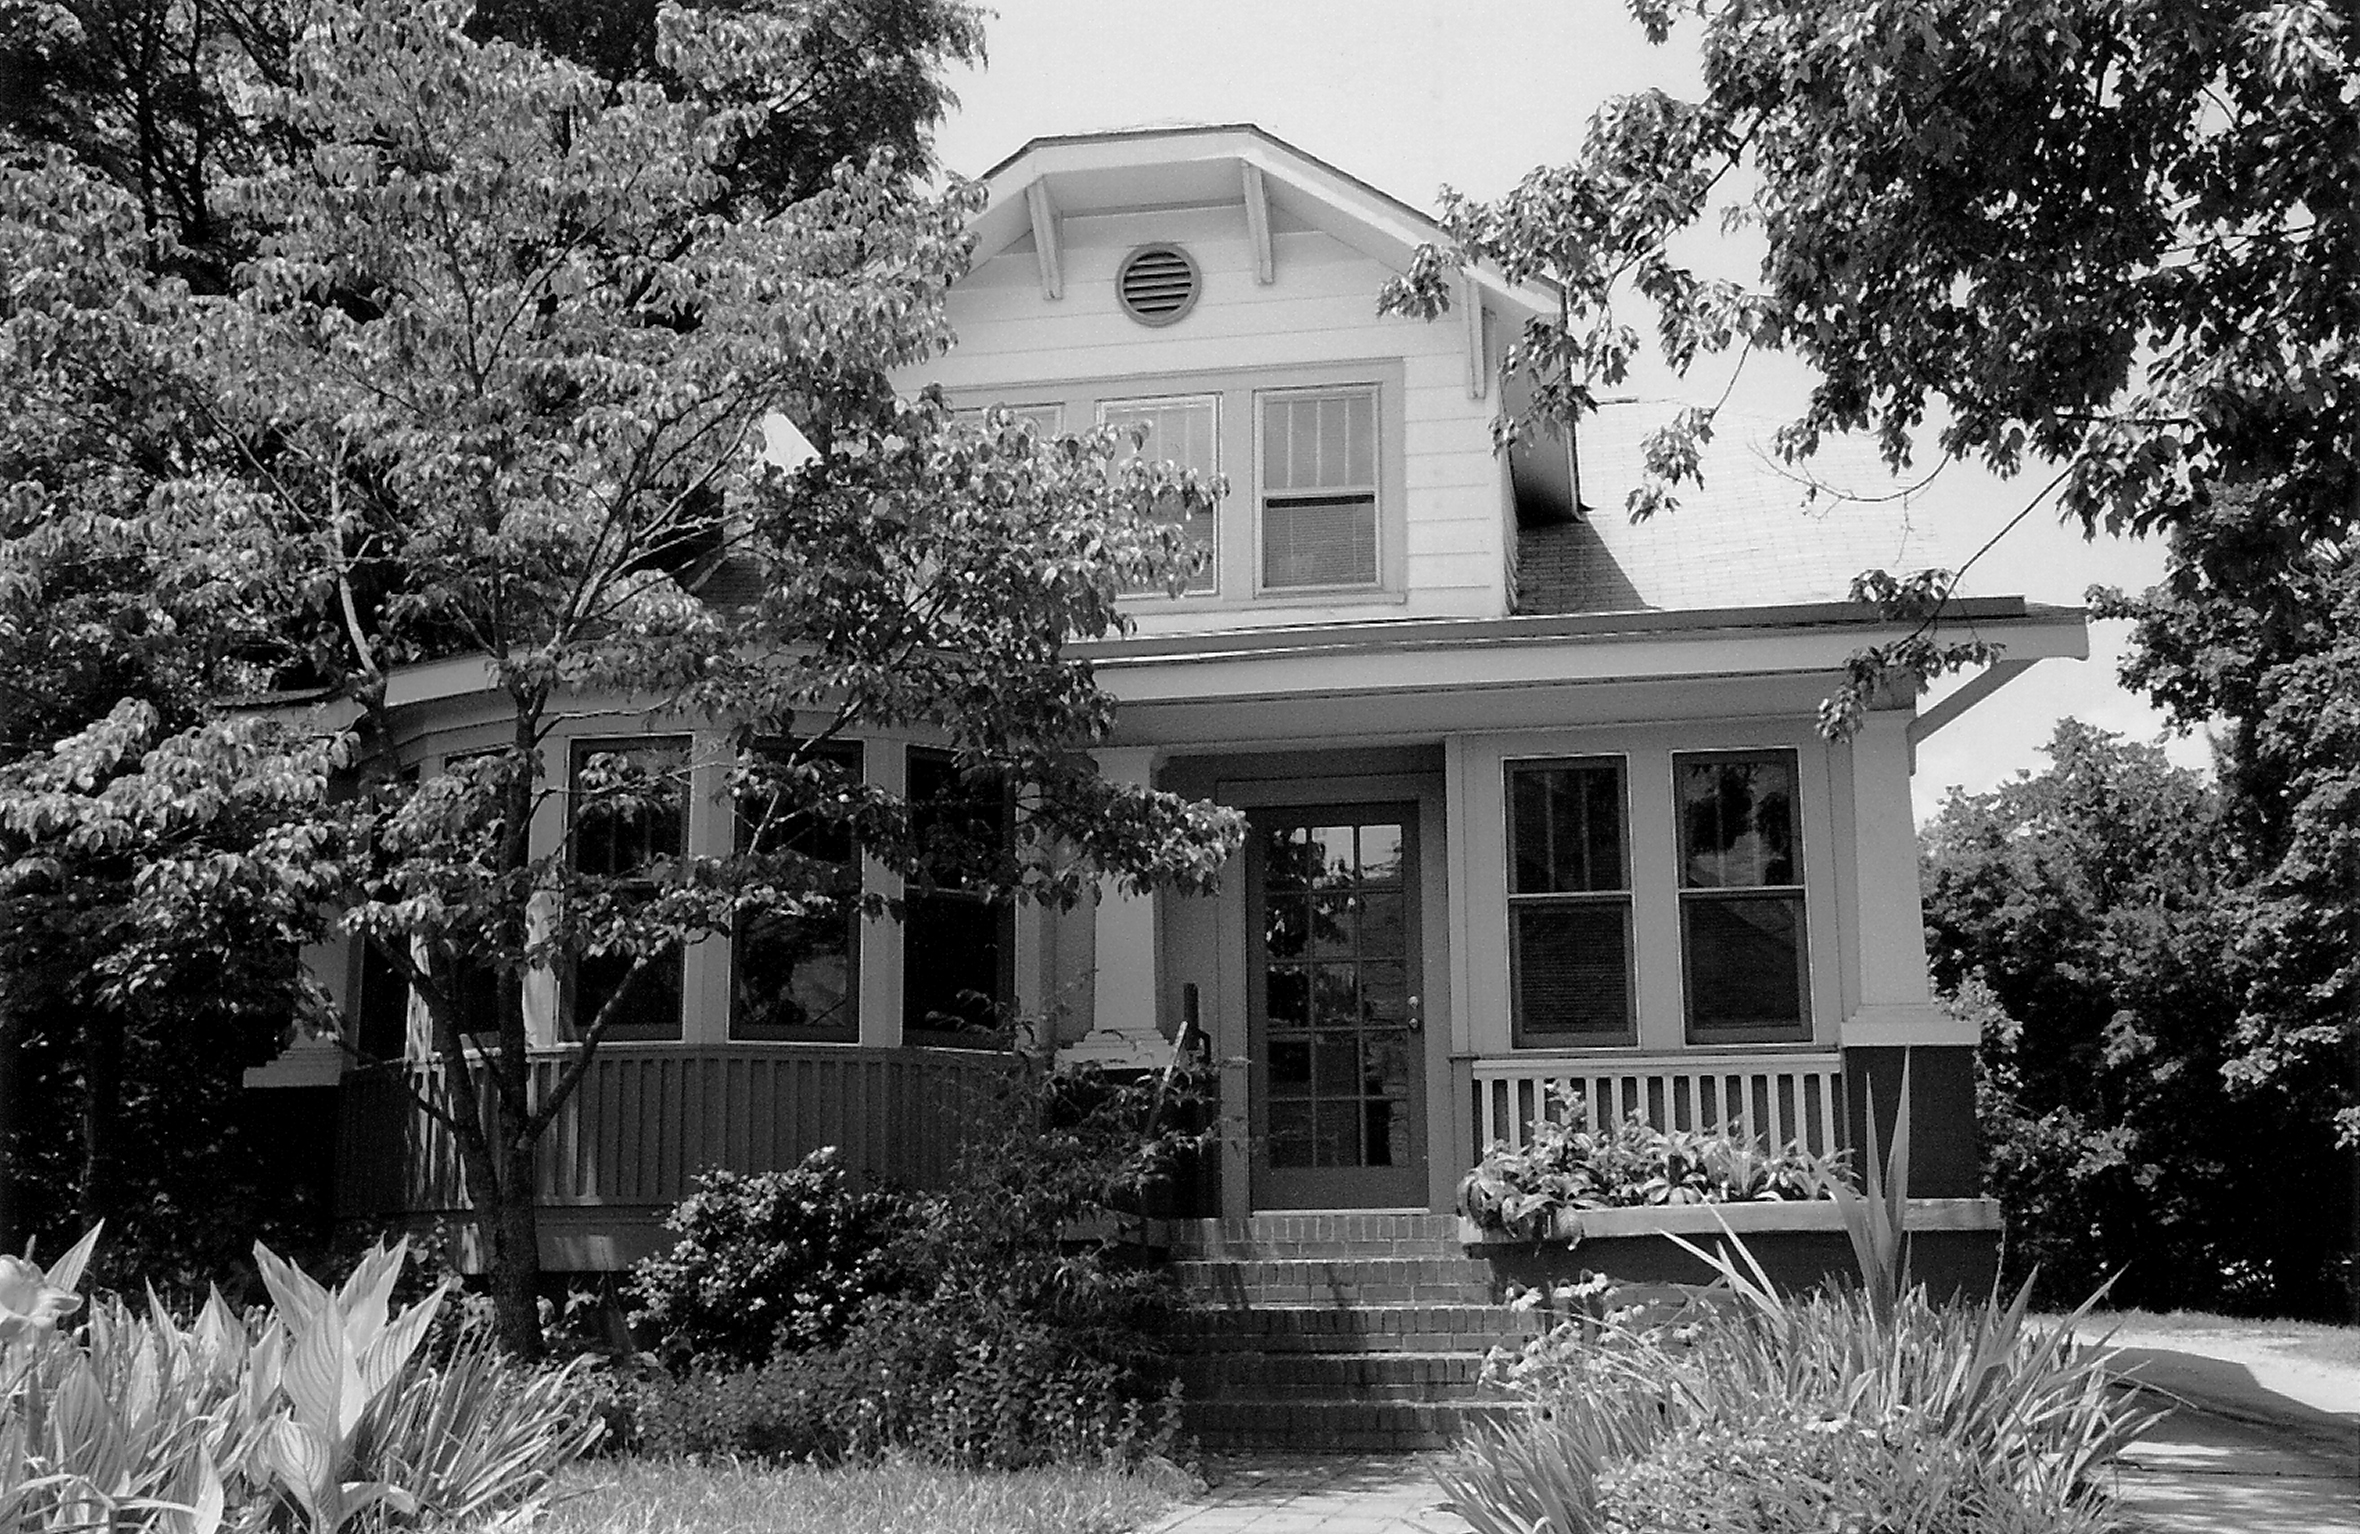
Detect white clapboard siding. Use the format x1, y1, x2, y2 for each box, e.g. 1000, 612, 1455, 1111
915, 208, 1508, 625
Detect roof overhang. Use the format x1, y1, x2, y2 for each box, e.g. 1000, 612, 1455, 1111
969, 124, 1558, 327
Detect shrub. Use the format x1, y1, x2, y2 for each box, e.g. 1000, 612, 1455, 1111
628, 1150, 911, 1367
1457, 1092, 1852, 1240
627, 1049, 1204, 1468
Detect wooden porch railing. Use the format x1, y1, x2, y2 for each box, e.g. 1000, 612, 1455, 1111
1469, 1052, 1847, 1158
335, 1044, 1012, 1221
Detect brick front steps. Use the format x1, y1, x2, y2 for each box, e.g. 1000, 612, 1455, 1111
1160, 1214, 1544, 1452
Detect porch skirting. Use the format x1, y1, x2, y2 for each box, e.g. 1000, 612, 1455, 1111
333, 1044, 1010, 1270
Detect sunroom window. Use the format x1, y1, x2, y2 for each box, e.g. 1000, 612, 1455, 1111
1259, 386, 1378, 589
1506, 759, 1634, 1045
1101, 394, 1218, 593
731, 740, 864, 1043
568, 737, 688, 1042
1677, 750, 1810, 1042
901, 749, 1014, 1045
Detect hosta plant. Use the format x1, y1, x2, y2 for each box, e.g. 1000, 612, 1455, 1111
1, 1230, 602, 1533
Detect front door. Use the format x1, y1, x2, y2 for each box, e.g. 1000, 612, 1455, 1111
1247, 806, 1426, 1209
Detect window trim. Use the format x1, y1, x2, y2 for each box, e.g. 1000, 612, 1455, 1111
1097, 391, 1221, 596
564, 734, 692, 1044
728, 738, 866, 1045
1503, 754, 1638, 1049
1672, 747, 1813, 1045
1254, 382, 1385, 595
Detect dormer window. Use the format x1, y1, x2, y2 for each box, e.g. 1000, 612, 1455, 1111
1101, 394, 1218, 593
1258, 386, 1380, 590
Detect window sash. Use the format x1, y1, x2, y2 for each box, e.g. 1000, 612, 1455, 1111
1259, 387, 1380, 590
1101, 394, 1218, 594
1673, 749, 1809, 1041
568, 737, 690, 1042
731, 740, 864, 1043
1509, 895, 1636, 1044
902, 748, 1014, 1044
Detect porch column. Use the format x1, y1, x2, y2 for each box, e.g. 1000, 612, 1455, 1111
1065, 746, 1165, 1070
1841, 709, 1977, 1195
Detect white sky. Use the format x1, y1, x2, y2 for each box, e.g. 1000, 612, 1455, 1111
929, 0, 2215, 822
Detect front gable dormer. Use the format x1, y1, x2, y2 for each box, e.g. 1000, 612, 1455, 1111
918, 125, 1566, 631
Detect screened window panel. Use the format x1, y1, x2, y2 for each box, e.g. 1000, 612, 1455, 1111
355, 941, 411, 1062
1683, 894, 1808, 1034
1512, 904, 1634, 1039
1103, 396, 1217, 592
1262, 495, 1378, 588
1509, 762, 1626, 895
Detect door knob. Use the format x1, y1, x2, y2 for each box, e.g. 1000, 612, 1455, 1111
1405, 994, 1423, 1032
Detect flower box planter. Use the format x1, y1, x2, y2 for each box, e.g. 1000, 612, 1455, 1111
1459, 1198, 2003, 1300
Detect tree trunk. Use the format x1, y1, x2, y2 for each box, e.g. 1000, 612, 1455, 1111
76, 1009, 123, 1236
0, 1011, 17, 1253
487, 1116, 545, 1357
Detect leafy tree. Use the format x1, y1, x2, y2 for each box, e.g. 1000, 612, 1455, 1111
1923, 721, 2349, 1314
1378, 0, 2356, 729
1, 0, 1240, 1351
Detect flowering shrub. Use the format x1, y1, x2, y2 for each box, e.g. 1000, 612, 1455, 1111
1456, 1094, 1852, 1240
627, 1150, 912, 1367
0, 1229, 603, 1533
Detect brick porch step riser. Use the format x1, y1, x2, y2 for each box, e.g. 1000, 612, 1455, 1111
1181, 1399, 1532, 1453
1167, 1303, 1544, 1340
1168, 1215, 1465, 1262
1180, 1351, 1490, 1392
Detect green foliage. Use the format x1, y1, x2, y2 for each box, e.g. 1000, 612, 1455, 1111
627, 1150, 913, 1368
1925, 720, 2350, 1315
4, 0, 1243, 1345
1457, 1092, 1850, 1241
1380, 0, 2356, 727
627, 1053, 1201, 1468
1446, 1264, 2148, 1534
0, 1230, 603, 1532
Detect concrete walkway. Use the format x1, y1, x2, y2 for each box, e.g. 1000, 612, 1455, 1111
1148, 1327, 2360, 1533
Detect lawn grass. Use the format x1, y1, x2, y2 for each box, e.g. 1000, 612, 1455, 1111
536, 1456, 1197, 1534
2068, 1308, 2360, 1371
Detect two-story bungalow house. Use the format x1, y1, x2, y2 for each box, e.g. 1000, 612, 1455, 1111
254, 125, 2087, 1273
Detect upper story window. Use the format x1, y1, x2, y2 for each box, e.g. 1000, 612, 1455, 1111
1259, 386, 1379, 591
569, 737, 689, 1042
1676, 750, 1809, 1042
1101, 394, 1218, 593
1506, 759, 1634, 1045
902, 748, 1014, 1045
731, 740, 864, 1043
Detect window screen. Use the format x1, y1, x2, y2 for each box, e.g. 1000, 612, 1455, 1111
1676, 750, 1809, 1040
1101, 395, 1217, 593
569, 738, 688, 1042
732, 741, 864, 1042
1506, 760, 1634, 1043
1260, 387, 1378, 589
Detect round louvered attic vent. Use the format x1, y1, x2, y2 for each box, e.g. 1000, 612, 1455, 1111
1116, 244, 1200, 327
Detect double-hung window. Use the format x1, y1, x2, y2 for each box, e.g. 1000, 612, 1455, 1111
569, 737, 689, 1042
1677, 750, 1810, 1041
1258, 386, 1380, 590
731, 740, 864, 1042
1506, 759, 1635, 1044
1101, 394, 1218, 593
901, 749, 1014, 1044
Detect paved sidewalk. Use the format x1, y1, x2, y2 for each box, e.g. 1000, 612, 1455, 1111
2109, 1402, 2358, 1534
1149, 1456, 1469, 1534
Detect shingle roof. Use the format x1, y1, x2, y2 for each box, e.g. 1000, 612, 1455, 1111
1517, 400, 1954, 616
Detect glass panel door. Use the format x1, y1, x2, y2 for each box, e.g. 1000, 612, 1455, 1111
1248, 806, 1425, 1209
